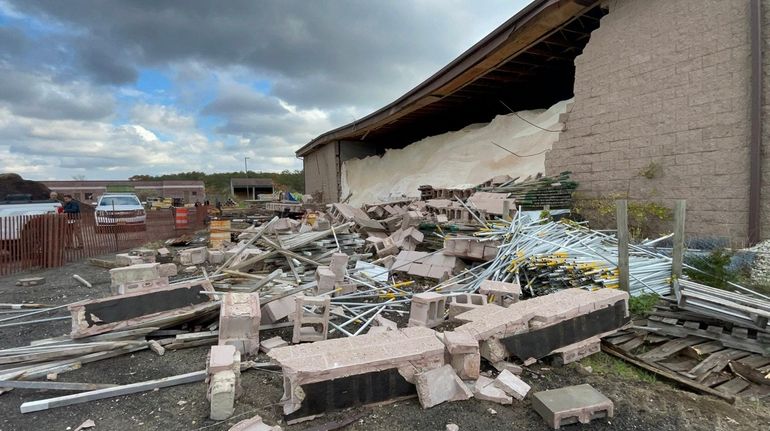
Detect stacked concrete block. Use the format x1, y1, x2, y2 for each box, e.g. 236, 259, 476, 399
219, 292, 261, 355
531, 384, 613, 429
400, 211, 423, 229
391, 251, 466, 280
207, 345, 242, 421
448, 293, 487, 320
269, 326, 445, 418
129, 248, 156, 263
373, 237, 399, 257
415, 364, 473, 408
180, 247, 208, 265
408, 292, 446, 328
550, 336, 601, 365
444, 236, 499, 261
441, 331, 480, 380
472, 375, 512, 405
109, 263, 170, 295
466, 192, 515, 216
259, 336, 288, 354
389, 227, 424, 251
314, 266, 337, 295
479, 279, 522, 306
292, 295, 331, 343
494, 369, 530, 400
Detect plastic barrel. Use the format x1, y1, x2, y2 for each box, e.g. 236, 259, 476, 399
175, 207, 189, 229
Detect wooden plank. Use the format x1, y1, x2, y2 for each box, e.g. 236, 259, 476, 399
20, 370, 206, 413
616, 200, 629, 293
0, 380, 118, 391
645, 320, 769, 355
729, 361, 770, 386
685, 341, 725, 358
736, 355, 770, 369
618, 337, 645, 352
601, 342, 735, 403
700, 372, 733, 388
657, 357, 699, 372
604, 332, 637, 345
638, 336, 702, 362
689, 350, 751, 382
714, 377, 751, 395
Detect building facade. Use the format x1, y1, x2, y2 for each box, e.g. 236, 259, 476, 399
44, 180, 206, 205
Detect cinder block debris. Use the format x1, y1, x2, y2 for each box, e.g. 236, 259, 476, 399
158, 263, 177, 277
208, 250, 225, 264
259, 336, 288, 354
531, 384, 613, 429
292, 295, 330, 343
115, 253, 144, 267
550, 336, 601, 365
329, 253, 349, 281
493, 369, 530, 400
180, 246, 207, 265
408, 292, 447, 328
219, 292, 261, 355
260, 292, 302, 324
207, 345, 242, 421
415, 364, 473, 408
442, 331, 480, 380
315, 266, 336, 295
492, 361, 523, 375
109, 262, 170, 295
472, 375, 512, 405
15, 277, 45, 286
479, 279, 521, 306
129, 248, 157, 263
448, 293, 487, 320
228, 415, 283, 431
149, 340, 165, 356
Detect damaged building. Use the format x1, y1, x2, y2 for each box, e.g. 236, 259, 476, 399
297, 0, 770, 247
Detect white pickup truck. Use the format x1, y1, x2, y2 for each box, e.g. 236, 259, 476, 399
95, 193, 146, 232
0, 195, 62, 240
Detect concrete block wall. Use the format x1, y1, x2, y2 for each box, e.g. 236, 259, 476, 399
546, 0, 760, 245
762, 0, 770, 243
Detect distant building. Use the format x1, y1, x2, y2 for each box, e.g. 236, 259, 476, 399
230, 178, 274, 201
43, 180, 206, 205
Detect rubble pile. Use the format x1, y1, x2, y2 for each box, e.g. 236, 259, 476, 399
3, 171, 770, 429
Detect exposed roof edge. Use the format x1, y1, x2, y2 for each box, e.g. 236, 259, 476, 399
296, 0, 598, 157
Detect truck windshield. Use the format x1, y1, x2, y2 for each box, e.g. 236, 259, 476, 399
99, 196, 140, 206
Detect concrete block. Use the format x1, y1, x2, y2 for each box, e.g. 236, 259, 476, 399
292, 295, 330, 343
115, 253, 144, 267
208, 250, 225, 264
492, 361, 522, 375
115, 277, 170, 295
260, 293, 302, 323
450, 350, 480, 380
180, 246, 208, 265
479, 279, 521, 306
219, 292, 261, 355
329, 253, 349, 281
110, 262, 160, 284
315, 266, 337, 295
408, 292, 446, 328
130, 248, 157, 263
448, 294, 487, 319
259, 336, 288, 354
493, 369, 530, 400
442, 331, 478, 354
374, 237, 399, 257
415, 364, 472, 408
472, 375, 512, 405
157, 247, 170, 257
531, 384, 614, 429
209, 345, 239, 375
158, 262, 177, 277
209, 370, 237, 420
550, 337, 601, 365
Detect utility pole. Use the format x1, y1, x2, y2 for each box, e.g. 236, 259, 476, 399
244, 157, 250, 176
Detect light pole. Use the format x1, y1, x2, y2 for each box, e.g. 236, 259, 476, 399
244, 157, 250, 176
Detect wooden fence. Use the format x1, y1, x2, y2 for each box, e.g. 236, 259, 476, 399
0, 206, 209, 276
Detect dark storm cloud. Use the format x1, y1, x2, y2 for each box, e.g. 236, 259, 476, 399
10, 0, 511, 107
202, 85, 288, 116
76, 40, 139, 85
0, 26, 26, 58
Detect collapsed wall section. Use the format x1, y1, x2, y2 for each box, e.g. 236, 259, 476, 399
546, 0, 755, 245
340, 100, 570, 207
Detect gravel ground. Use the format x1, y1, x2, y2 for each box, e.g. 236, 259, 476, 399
1, 258, 769, 431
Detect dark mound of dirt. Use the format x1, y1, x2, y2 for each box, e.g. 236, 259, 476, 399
0, 173, 51, 200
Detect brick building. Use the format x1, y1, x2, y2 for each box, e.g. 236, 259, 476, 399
44, 180, 206, 205
296, 0, 768, 246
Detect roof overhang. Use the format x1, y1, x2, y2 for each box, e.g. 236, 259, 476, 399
296, 0, 603, 157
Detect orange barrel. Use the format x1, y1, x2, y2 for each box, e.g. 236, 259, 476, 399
174, 207, 189, 229
209, 219, 230, 248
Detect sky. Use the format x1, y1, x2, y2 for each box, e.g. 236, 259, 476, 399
0, 0, 529, 180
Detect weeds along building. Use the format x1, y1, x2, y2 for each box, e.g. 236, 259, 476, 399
296, 0, 769, 247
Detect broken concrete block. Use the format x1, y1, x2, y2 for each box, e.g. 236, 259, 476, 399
314, 266, 337, 295
329, 253, 349, 281
15, 277, 45, 286
110, 263, 161, 286
228, 415, 283, 431
209, 370, 237, 420
531, 384, 613, 429
493, 369, 530, 400
442, 330, 480, 379
448, 293, 487, 320
408, 292, 446, 328
219, 292, 261, 355
157, 247, 170, 257
480, 337, 509, 363
472, 375, 512, 405
209, 345, 240, 375
180, 246, 207, 265
149, 340, 165, 356
260, 293, 302, 323
415, 364, 473, 408
550, 336, 601, 366
400, 210, 423, 229
158, 262, 177, 277
374, 237, 399, 257
292, 295, 330, 344
492, 361, 522, 375
115, 253, 144, 267
115, 278, 170, 296
208, 250, 225, 264
479, 279, 521, 306
259, 336, 288, 354
130, 248, 157, 263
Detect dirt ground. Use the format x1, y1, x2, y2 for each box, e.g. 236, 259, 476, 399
1, 259, 770, 431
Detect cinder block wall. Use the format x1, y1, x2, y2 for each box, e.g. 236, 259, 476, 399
546, 0, 760, 246
762, 0, 770, 244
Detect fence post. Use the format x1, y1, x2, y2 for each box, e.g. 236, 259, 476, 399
672, 200, 686, 281
616, 200, 630, 293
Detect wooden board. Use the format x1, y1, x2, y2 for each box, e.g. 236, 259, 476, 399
638, 337, 702, 362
